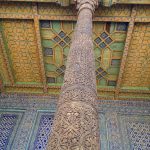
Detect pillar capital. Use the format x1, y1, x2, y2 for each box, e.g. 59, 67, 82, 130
75, 0, 99, 14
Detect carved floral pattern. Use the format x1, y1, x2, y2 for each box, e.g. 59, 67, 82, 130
47, 0, 100, 149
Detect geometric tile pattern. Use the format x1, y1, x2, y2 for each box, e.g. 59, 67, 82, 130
97, 98, 150, 150
40, 20, 74, 84
41, 21, 128, 87
33, 114, 54, 150
0, 114, 18, 150
99, 113, 150, 150
93, 22, 128, 87
127, 122, 150, 150
29, 106, 149, 150
0, 95, 150, 150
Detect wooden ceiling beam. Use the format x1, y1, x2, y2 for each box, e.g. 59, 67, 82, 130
0, 32, 15, 85
120, 89, 150, 94
115, 6, 137, 99
0, 14, 34, 20
1, 12, 150, 23
135, 18, 150, 23
32, 3, 48, 93
1, 0, 150, 5
4, 84, 150, 94
113, 0, 150, 5
102, 0, 150, 7
0, 77, 2, 92
0, 13, 131, 23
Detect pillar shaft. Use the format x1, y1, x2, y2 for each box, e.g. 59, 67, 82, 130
47, 0, 99, 149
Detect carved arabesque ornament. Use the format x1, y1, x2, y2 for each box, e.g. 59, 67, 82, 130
47, 0, 100, 149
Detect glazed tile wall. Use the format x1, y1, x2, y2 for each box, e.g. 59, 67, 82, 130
0, 95, 149, 150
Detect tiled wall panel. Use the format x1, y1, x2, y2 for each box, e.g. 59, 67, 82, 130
0, 95, 149, 150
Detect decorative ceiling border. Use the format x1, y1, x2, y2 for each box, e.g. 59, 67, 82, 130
0, 8, 149, 23
1, 85, 150, 100
1, 0, 150, 7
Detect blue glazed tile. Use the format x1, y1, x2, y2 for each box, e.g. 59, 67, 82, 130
33, 114, 54, 150
0, 114, 18, 149
127, 122, 150, 150
0, 95, 150, 150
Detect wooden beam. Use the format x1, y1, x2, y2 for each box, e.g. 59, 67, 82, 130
32, 3, 47, 93
0, 13, 149, 23
39, 15, 131, 22
135, 17, 150, 23
4, 84, 150, 93
0, 13, 132, 23
115, 6, 137, 99
2, 0, 150, 5
0, 14, 34, 20
102, 0, 150, 7
2, 84, 150, 100
120, 89, 150, 94
4, 84, 43, 88
0, 32, 14, 85
97, 87, 115, 92
1, 0, 74, 6
0, 76, 2, 92
114, 0, 150, 5
94, 17, 130, 22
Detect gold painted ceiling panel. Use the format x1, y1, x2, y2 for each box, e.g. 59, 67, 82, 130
1, 20, 42, 83
38, 3, 131, 17
0, 2, 149, 100
38, 3, 76, 16
122, 23, 150, 89
0, 2, 33, 14
136, 5, 150, 17
95, 5, 131, 17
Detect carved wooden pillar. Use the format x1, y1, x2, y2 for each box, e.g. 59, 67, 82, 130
47, 0, 100, 149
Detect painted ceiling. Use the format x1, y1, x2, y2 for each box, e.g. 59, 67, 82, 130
0, 2, 150, 100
